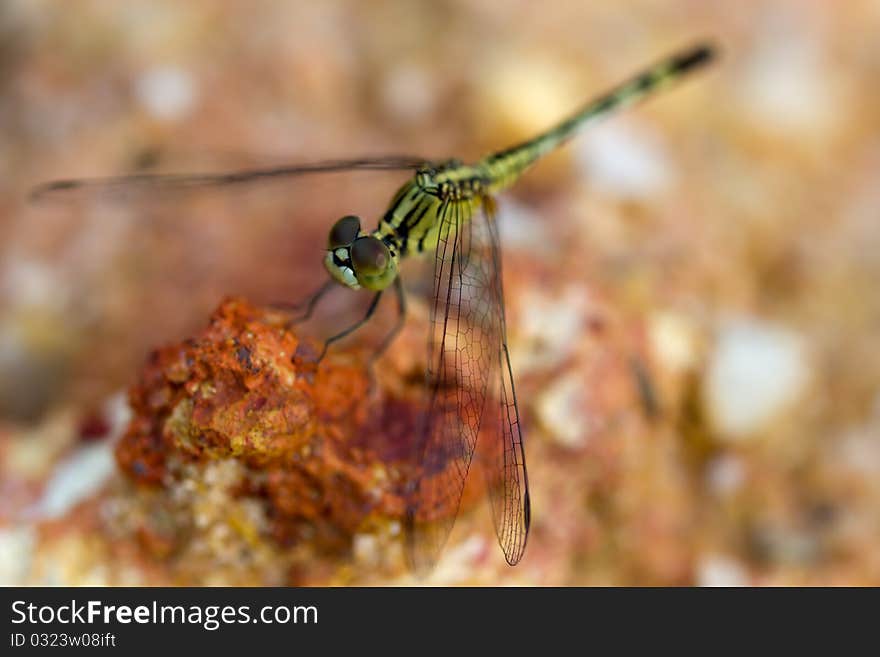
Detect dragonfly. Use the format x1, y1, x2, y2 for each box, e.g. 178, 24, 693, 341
32, 43, 715, 572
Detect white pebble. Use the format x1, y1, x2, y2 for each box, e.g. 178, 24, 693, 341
426, 534, 486, 584
352, 534, 379, 566
494, 197, 545, 250
0, 258, 66, 309
705, 319, 809, 440
35, 443, 116, 519
135, 67, 197, 121
516, 284, 588, 371
697, 554, 749, 587
381, 64, 435, 123
575, 121, 673, 199
0, 527, 36, 585
649, 311, 699, 373
738, 11, 837, 135
536, 371, 593, 448
104, 392, 133, 440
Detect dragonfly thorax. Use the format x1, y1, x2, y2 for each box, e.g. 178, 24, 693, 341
418, 162, 490, 201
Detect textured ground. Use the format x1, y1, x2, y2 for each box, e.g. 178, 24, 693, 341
1, 1, 879, 585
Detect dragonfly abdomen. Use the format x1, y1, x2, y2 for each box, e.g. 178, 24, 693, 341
481, 43, 715, 193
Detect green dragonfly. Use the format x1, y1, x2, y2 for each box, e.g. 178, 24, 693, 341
32, 43, 715, 572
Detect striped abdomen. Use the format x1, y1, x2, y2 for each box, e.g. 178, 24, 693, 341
481, 44, 714, 193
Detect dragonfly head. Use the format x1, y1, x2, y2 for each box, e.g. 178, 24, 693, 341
324, 215, 398, 291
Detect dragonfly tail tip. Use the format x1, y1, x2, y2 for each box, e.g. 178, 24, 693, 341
677, 42, 719, 73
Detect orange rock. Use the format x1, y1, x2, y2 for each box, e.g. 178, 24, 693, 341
114, 296, 470, 565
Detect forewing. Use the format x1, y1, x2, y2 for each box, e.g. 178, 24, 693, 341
29, 156, 427, 203
405, 196, 529, 572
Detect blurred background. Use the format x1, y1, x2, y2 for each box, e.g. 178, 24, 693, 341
1, 0, 879, 585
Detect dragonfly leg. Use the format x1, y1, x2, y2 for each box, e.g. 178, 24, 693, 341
364, 277, 406, 392
272, 279, 335, 324
369, 276, 407, 365
317, 290, 383, 362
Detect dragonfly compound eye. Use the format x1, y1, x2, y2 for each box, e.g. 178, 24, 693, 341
350, 237, 390, 275
328, 215, 362, 249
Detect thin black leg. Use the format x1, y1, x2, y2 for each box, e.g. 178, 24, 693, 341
317, 289, 383, 361
272, 279, 335, 324
370, 276, 407, 364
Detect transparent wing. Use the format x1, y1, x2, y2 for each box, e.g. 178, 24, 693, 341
404, 195, 530, 572
480, 198, 530, 565
29, 155, 427, 202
